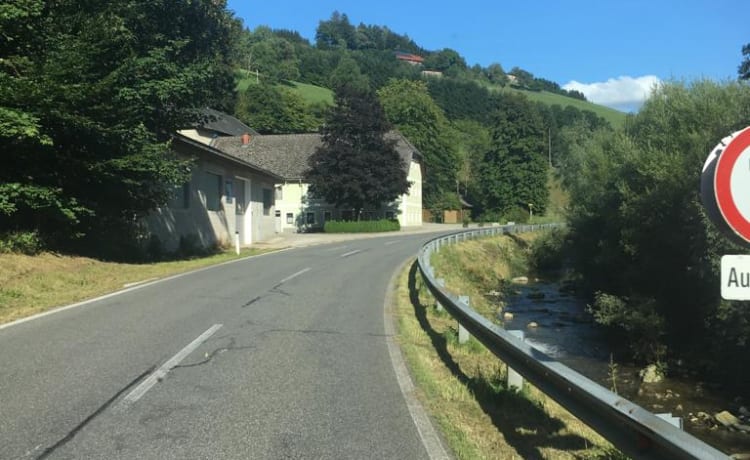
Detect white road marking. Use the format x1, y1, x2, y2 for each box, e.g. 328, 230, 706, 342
118, 324, 223, 407
340, 250, 362, 258
321, 245, 348, 251
384, 240, 402, 246
123, 278, 158, 288
279, 267, 311, 284
383, 259, 451, 459
0, 249, 289, 332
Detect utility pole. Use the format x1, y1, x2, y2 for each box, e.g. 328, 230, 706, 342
548, 127, 552, 167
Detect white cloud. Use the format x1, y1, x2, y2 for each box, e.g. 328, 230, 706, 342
563, 75, 661, 112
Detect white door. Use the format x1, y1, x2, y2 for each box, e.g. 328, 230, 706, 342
274, 210, 282, 233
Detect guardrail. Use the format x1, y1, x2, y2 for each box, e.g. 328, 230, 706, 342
416, 224, 730, 460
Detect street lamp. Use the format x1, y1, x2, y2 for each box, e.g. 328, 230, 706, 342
528, 203, 534, 222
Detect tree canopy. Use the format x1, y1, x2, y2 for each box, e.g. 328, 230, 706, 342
305, 86, 410, 217
377, 79, 459, 210
475, 93, 549, 218
562, 80, 750, 378
1, 0, 236, 256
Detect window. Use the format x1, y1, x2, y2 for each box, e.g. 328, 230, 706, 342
224, 179, 233, 204
286, 213, 294, 224
169, 182, 190, 209
202, 172, 222, 211
306, 212, 315, 225
275, 186, 283, 200
262, 188, 272, 216
324, 211, 332, 222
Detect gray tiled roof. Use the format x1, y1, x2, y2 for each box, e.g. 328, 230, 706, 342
212, 131, 420, 181
194, 107, 259, 136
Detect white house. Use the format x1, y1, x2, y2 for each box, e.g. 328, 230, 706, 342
212, 131, 423, 231
145, 110, 282, 250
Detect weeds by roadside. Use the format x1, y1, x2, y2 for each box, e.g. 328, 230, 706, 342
394, 234, 625, 459
0, 247, 274, 325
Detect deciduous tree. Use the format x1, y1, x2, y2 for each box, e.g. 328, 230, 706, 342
305, 86, 409, 218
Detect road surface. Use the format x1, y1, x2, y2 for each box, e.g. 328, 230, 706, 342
0, 231, 450, 459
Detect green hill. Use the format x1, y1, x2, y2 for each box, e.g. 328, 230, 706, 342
235, 70, 624, 129
506, 87, 626, 129
285, 81, 333, 105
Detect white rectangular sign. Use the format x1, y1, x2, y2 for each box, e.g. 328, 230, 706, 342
721, 255, 750, 300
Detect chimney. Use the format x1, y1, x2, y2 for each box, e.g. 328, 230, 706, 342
241, 133, 251, 146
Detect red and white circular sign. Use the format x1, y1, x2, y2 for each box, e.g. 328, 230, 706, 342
702, 126, 750, 245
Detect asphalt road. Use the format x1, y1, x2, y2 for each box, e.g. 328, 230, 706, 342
0, 232, 449, 460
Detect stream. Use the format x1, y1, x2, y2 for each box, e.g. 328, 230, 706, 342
499, 280, 750, 457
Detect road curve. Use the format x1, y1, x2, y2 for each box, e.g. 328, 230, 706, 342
0, 232, 451, 460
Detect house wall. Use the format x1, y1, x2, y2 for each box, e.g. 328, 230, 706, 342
274, 157, 423, 231
398, 159, 423, 227
145, 147, 277, 251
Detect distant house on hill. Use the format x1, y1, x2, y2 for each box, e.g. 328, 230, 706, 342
395, 51, 424, 65
420, 70, 443, 78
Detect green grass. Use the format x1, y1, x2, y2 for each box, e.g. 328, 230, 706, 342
234, 70, 334, 106
0, 247, 276, 325
394, 239, 622, 459
480, 81, 627, 129
284, 81, 334, 105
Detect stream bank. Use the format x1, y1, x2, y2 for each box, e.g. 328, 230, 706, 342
498, 279, 750, 456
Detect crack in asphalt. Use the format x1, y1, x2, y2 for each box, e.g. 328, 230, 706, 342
35, 366, 155, 460
172, 338, 255, 370
241, 296, 262, 308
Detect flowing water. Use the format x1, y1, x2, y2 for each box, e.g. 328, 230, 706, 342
499, 281, 750, 456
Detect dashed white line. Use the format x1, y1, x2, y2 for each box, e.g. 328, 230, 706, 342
322, 245, 348, 251
340, 249, 362, 258
118, 324, 223, 408
279, 267, 311, 284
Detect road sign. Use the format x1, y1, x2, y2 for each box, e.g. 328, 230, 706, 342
701, 127, 750, 246
721, 255, 750, 300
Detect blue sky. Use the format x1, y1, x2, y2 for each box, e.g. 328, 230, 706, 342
227, 0, 749, 111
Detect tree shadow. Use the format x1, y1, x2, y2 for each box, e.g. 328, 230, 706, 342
407, 261, 596, 459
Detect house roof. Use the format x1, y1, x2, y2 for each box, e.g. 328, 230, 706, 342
172, 133, 283, 181
193, 107, 258, 137
212, 131, 421, 181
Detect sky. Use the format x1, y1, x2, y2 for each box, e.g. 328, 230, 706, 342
227, 0, 750, 112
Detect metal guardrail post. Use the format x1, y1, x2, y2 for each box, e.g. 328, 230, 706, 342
435, 279, 445, 312
507, 330, 525, 390
458, 296, 471, 344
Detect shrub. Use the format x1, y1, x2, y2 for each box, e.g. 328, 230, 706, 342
502, 207, 530, 224
0, 231, 43, 255
529, 228, 567, 272
324, 219, 400, 233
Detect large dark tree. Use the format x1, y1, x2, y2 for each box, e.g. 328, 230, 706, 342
305, 85, 410, 218
476, 94, 549, 217
1, 0, 236, 255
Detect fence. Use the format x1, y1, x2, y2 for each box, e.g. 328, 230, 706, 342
416, 224, 729, 460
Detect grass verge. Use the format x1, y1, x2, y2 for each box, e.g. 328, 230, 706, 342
393, 234, 625, 459
0, 247, 275, 325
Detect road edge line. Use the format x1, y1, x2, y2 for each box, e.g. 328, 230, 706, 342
0, 249, 290, 332
383, 257, 452, 460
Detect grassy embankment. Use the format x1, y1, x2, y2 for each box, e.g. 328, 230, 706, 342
393, 233, 624, 459
0, 248, 273, 325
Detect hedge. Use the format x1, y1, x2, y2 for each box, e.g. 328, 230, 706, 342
323, 219, 400, 233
